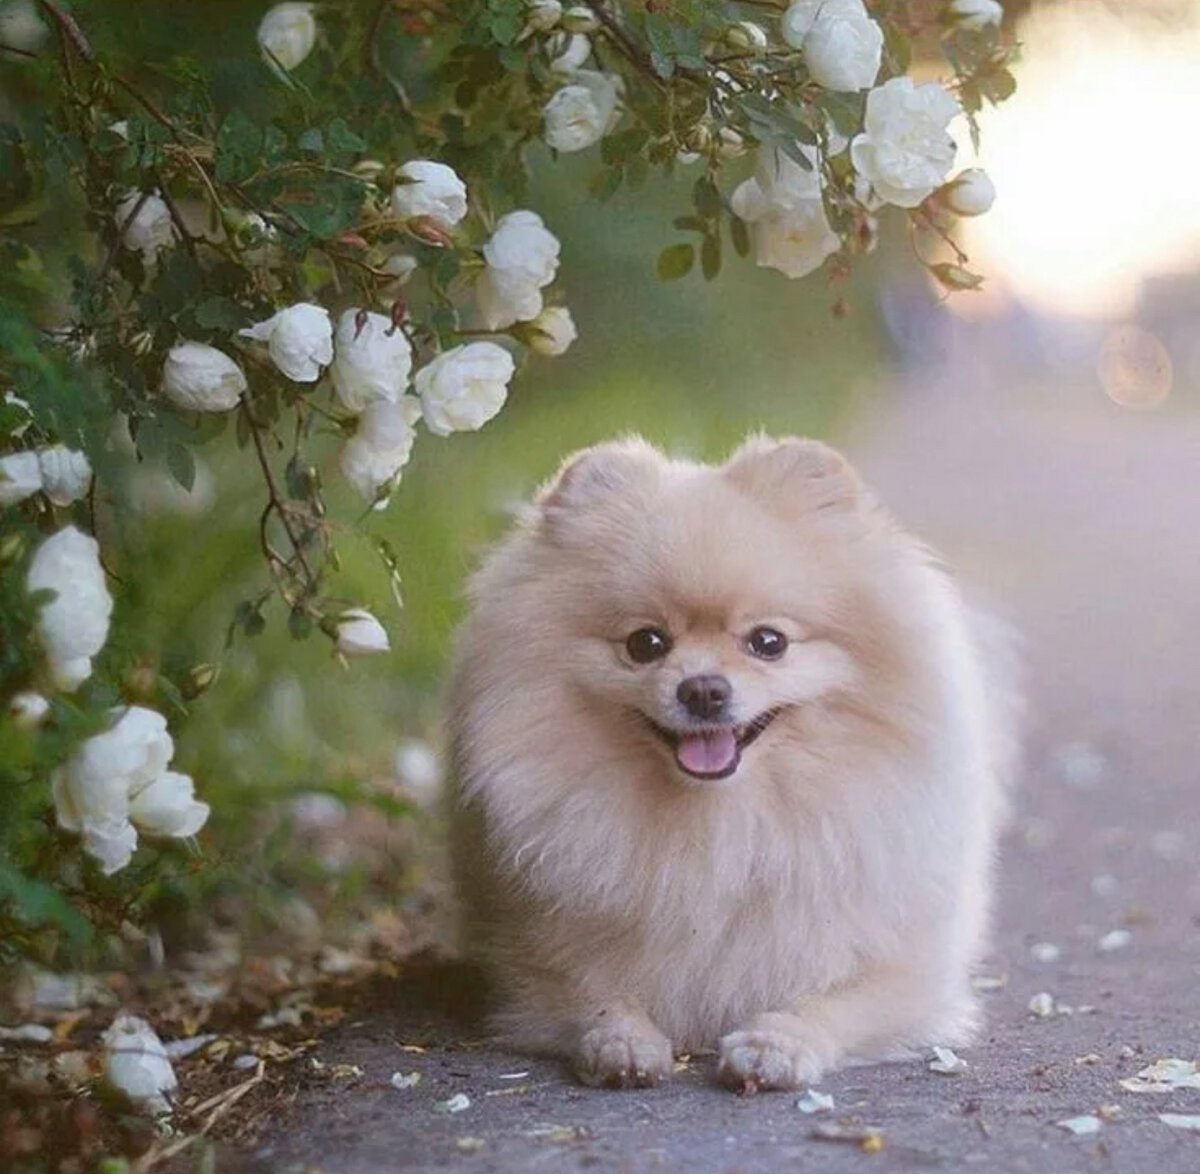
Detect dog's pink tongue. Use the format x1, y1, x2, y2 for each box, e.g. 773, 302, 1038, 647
676, 730, 738, 776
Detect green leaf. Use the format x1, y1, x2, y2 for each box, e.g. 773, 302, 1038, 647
0, 863, 91, 947
288, 609, 313, 640
166, 441, 196, 491
730, 214, 750, 259
657, 242, 695, 281
325, 117, 367, 156
701, 233, 721, 281
297, 127, 324, 154
194, 296, 245, 332
693, 175, 721, 219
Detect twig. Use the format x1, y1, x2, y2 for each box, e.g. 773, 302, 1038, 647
239, 398, 318, 594
36, 0, 94, 62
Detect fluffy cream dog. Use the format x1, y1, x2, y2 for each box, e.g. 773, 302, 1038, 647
448, 435, 1016, 1091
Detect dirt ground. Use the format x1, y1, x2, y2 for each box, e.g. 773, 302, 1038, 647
236, 324, 1200, 1173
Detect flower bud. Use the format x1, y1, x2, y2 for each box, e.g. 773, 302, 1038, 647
0, 531, 26, 563
524, 0, 562, 33
561, 5, 598, 34
257, 2, 317, 71
161, 342, 248, 411
38, 446, 92, 507
717, 127, 746, 159
130, 330, 154, 357
102, 1016, 177, 1115
181, 663, 218, 700
336, 608, 391, 656
683, 120, 713, 154
523, 306, 578, 357
725, 20, 768, 53
0, 450, 42, 507
947, 0, 1003, 31
352, 159, 387, 181
940, 168, 996, 217
10, 691, 50, 729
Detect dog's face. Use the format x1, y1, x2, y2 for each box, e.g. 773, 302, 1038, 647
525, 436, 903, 785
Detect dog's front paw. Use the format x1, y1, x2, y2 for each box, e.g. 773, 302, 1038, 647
718, 1014, 834, 1093
575, 1012, 672, 1089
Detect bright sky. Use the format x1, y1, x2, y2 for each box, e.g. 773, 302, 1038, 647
959, 0, 1200, 319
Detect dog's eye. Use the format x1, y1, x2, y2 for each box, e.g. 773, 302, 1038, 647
625, 627, 672, 664
746, 626, 788, 660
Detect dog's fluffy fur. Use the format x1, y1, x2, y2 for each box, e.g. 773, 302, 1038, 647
448, 435, 1017, 1091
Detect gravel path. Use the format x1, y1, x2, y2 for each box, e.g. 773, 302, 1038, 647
244, 332, 1200, 1173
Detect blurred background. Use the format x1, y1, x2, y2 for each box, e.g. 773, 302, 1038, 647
4, 0, 1199, 954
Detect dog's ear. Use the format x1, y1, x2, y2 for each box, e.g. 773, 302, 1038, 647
536, 438, 661, 524
724, 435, 862, 516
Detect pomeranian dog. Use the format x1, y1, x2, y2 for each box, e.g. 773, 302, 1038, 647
448, 435, 1016, 1092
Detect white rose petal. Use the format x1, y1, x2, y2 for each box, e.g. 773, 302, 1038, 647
850, 77, 961, 208
948, 0, 1003, 30
27, 526, 113, 690
415, 343, 514, 436
161, 342, 247, 411
1027, 991, 1057, 1018
37, 446, 92, 506
390, 161, 468, 232
0, 450, 42, 506
928, 1046, 969, 1075
10, 691, 50, 728
338, 396, 421, 505
796, 1089, 835, 1113
330, 309, 413, 413
1159, 1115, 1200, 1132
257, 2, 317, 70
336, 608, 390, 656
476, 209, 562, 330
547, 31, 590, 72
942, 167, 996, 217
1057, 1115, 1102, 1137
730, 149, 839, 279
1097, 928, 1131, 953
435, 1093, 471, 1113
382, 253, 419, 285
129, 771, 210, 838
728, 20, 768, 53
115, 191, 176, 263
526, 305, 577, 356
780, 0, 861, 48
239, 303, 333, 382
804, 6, 882, 92
81, 819, 139, 876
543, 69, 622, 154
103, 1015, 177, 1115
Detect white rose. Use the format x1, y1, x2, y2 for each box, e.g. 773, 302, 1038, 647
0, 0, 49, 51
338, 396, 421, 505
415, 343, 514, 436
394, 738, 442, 804
948, 0, 1003, 30
526, 306, 578, 356
330, 309, 413, 413
257, 2, 317, 70
161, 341, 247, 411
239, 303, 333, 382
475, 209, 562, 330
804, 6, 882, 92
524, 0, 562, 33
0, 450, 42, 506
543, 70, 621, 154
547, 31, 590, 72
37, 446, 92, 506
780, 0, 861, 48
27, 526, 113, 690
731, 149, 840, 279
9, 691, 50, 728
390, 161, 468, 232
52, 706, 172, 830
941, 167, 996, 216
129, 771, 210, 838
381, 253, 419, 285
336, 608, 390, 656
102, 1015, 177, 1115
115, 191, 176, 263
727, 20, 768, 53
850, 77, 961, 208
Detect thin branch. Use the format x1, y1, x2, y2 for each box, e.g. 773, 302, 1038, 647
239, 398, 318, 594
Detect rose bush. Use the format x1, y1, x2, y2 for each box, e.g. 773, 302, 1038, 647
0, 0, 1016, 980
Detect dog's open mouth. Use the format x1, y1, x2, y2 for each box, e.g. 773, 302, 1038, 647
643, 710, 781, 781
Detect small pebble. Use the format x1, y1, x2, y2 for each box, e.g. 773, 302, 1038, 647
1031, 942, 1061, 964
1097, 929, 1131, 953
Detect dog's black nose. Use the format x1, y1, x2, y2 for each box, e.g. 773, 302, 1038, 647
676, 674, 732, 720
